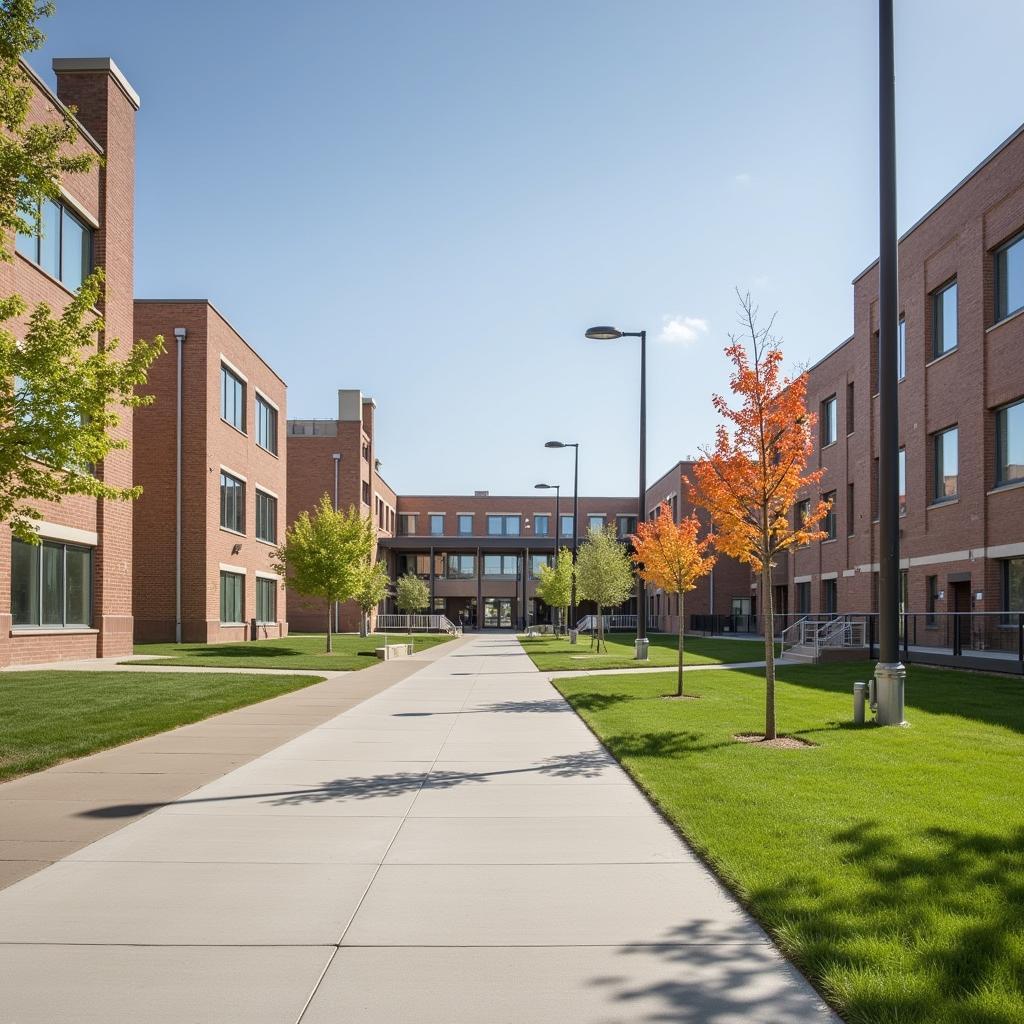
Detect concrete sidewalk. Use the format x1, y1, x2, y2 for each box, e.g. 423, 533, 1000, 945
0, 634, 838, 1023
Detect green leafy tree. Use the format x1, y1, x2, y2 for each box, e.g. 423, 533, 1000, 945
274, 494, 375, 653
354, 558, 390, 637
395, 572, 430, 651
575, 525, 635, 653
0, 2, 163, 541
535, 547, 573, 634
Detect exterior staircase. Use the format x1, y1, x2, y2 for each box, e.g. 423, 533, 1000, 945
780, 616, 869, 664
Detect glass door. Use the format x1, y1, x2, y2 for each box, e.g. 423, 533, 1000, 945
483, 598, 513, 628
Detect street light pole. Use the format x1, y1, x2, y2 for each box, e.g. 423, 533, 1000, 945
545, 441, 580, 639
535, 483, 561, 633
584, 326, 649, 660
875, 0, 906, 725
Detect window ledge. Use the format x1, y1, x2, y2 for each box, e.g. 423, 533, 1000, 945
986, 307, 1024, 334
928, 498, 960, 509
219, 526, 246, 538
821, 538, 838, 545
11, 627, 98, 636
255, 537, 277, 547
925, 347, 958, 368
255, 444, 279, 459
821, 441, 837, 451
220, 417, 248, 438
219, 622, 247, 628
988, 480, 1024, 496
14, 251, 101, 313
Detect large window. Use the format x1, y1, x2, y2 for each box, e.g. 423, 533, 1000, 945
11, 539, 92, 628
588, 514, 605, 532
429, 514, 445, 536
559, 514, 575, 538
16, 197, 92, 291
530, 553, 553, 578
795, 581, 810, 615
220, 471, 245, 533
822, 578, 837, 615
483, 554, 519, 576
933, 427, 959, 502
221, 365, 246, 431
617, 514, 637, 538
457, 513, 473, 535
996, 398, 1024, 487
255, 395, 277, 454
795, 498, 810, 540
487, 515, 520, 536
446, 554, 476, 579
899, 448, 907, 517
1003, 558, 1024, 620
397, 514, 416, 536
822, 491, 837, 541
256, 577, 277, 624
995, 231, 1024, 322
220, 571, 245, 624
822, 395, 837, 446
533, 514, 550, 537
931, 279, 958, 357
898, 318, 906, 381
255, 489, 276, 543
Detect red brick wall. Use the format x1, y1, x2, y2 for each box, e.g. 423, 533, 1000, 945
132, 301, 288, 643
0, 61, 137, 667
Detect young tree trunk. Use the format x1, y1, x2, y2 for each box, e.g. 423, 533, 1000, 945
597, 605, 604, 653
677, 591, 685, 697
762, 561, 777, 740
326, 604, 333, 654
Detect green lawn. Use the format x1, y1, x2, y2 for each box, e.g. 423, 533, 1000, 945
553, 661, 1024, 1024
518, 631, 775, 671
0, 670, 324, 781
128, 632, 453, 671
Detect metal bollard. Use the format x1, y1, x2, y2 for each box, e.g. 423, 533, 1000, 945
853, 681, 867, 725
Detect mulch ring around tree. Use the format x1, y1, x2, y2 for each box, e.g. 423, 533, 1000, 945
733, 732, 817, 750
660, 693, 701, 701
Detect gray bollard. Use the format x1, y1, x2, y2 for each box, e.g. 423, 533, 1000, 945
853, 681, 867, 725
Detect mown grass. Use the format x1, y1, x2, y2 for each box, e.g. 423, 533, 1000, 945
0, 670, 323, 781
518, 631, 775, 671
553, 661, 1024, 1024
128, 632, 453, 671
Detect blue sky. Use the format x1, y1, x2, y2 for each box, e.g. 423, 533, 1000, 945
35, 0, 1024, 497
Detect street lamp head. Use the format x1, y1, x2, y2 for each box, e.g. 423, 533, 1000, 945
534, 483, 554, 490
585, 325, 623, 341
544, 441, 565, 449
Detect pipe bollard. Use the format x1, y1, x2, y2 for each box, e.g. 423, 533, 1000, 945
867, 677, 876, 709
853, 681, 867, 725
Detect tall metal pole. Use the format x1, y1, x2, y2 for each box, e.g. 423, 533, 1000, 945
874, 0, 906, 725
570, 445, 579, 633
636, 330, 648, 658
554, 485, 560, 633
332, 453, 341, 634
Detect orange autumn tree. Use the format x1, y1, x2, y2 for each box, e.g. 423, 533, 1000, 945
690, 293, 830, 740
633, 501, 715, 697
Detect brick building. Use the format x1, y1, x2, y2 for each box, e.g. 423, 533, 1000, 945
779, 121, 1024, 640
1, 58, 140, 667
132, 300, 288, 643
286, 390, 395, 633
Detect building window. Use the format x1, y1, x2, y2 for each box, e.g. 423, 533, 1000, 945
898, 318, 906, 381
429, 513, 444, 535
822, 492, 836, 541
398, 553, 440, 578
361, 480, 370, 505
926, 575, 939, 626
932, 427, 958, 502
220, 471, 245, 533
457, 513, 473, 535
256, 577, 277, 624
617, 514, 637, 538
846, 381, 855, 434
847, 483, 855, 536
483, 554, 519, 576
931, 279, 958, 357
995, 231, 1024, 322
220, 571, 245, 624
899, 448, 906, 517
588, 514, 605, 532
398, 514, 416, 536
220, 365, 246, 432
533, 514, 550, 537
795, 498, 810, 541
560, 514, 575, 538
822, 395, 837, 446
530, 553, 553, 578
255, 395, 277, 455
10, 539, 92, 627
361, 441, 370, 462
1002, 558, 1024, 622
16, 197, 92, 291
487, 515, 521, 536
822, 578, 837, 615
795, 581, 810, 615
446, 554, 475, 580
255, 489, 277, 543
996, 398, 1024, 487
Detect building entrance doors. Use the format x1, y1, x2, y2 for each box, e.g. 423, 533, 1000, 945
483, 597, 513, 629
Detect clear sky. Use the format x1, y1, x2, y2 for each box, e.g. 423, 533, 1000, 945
34, 0, 1024, 498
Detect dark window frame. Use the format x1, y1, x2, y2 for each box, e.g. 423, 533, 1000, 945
930, 278, 958, 358
995, 229, 1024, 322
255, 489, 277, 544
220, 471, 245, 534
10, 538, 93, 628
256, 576, 277, 624
16, 197, 93, 290
219, 570, 245, 624
996, 398, 1024, 488
821, 395, 838, 447
255, 394, 278, 455
220, 365, 247, 433
932, 426, 959, 503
